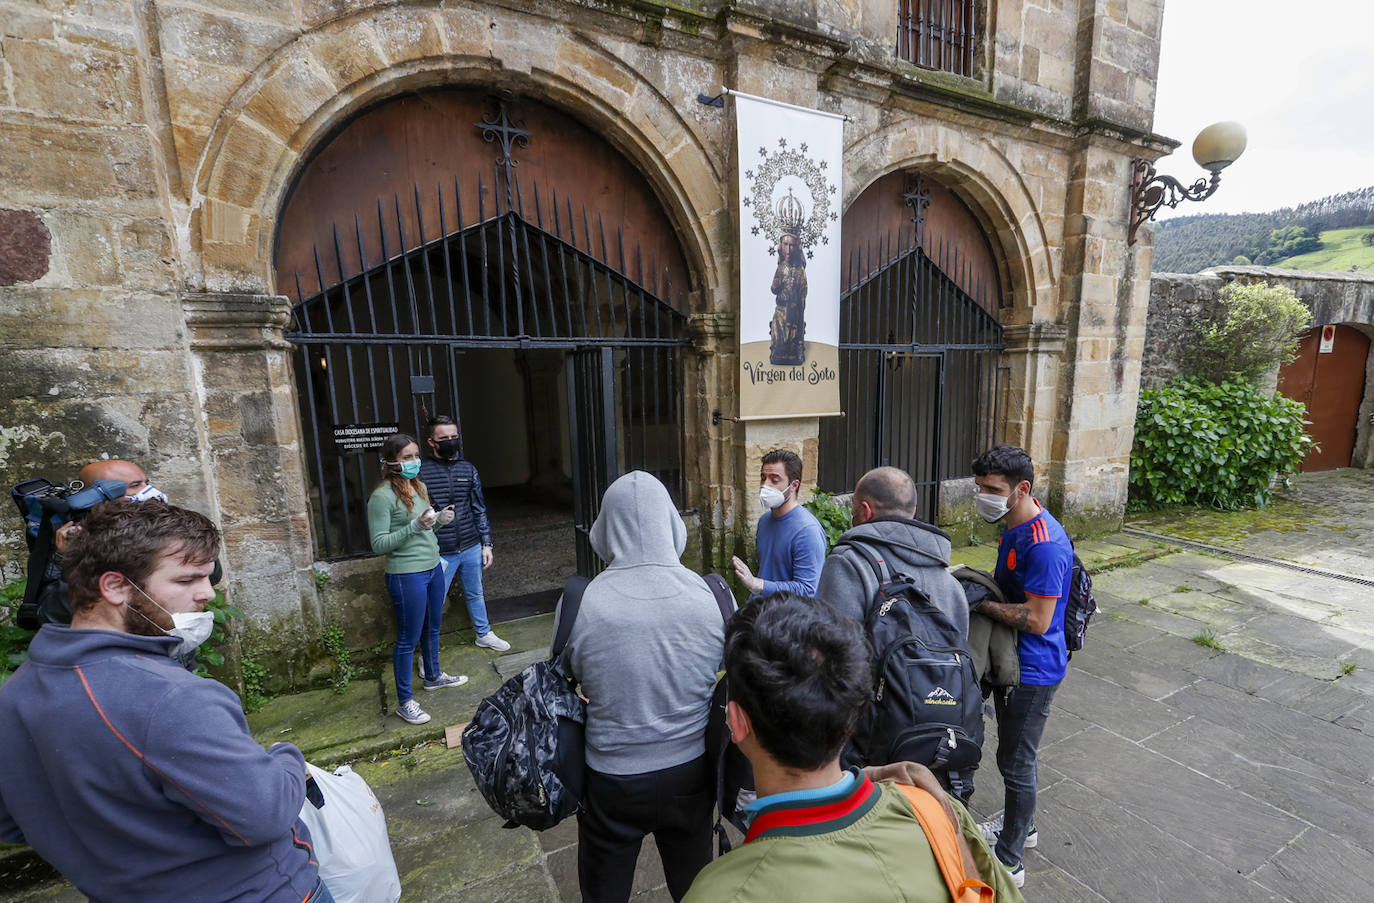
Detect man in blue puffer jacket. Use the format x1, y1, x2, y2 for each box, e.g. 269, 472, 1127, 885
419, 415, 509, 651
0, 500, 332, 903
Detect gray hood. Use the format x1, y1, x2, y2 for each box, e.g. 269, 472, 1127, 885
838, 516, 953, 567
589, 471, 686, 567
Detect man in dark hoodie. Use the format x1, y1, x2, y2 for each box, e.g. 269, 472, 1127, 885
0, 500, 331, 903
419, 414, 508, 652
556, 471, 724, 903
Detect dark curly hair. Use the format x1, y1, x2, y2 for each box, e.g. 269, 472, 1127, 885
971, 444, 1035, 489
724, 592, 871, 771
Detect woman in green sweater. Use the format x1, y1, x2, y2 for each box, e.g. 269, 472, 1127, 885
368, 433, 468, 725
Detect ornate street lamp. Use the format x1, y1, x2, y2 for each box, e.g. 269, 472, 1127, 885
1128, 121, 1247, 245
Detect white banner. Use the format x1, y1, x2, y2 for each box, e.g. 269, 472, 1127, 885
734, 91, 844, 420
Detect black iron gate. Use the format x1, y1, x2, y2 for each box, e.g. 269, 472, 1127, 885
819, 233, 1003, 521
283, 162, 689, 570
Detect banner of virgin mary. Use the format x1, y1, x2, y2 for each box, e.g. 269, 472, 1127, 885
734, 91, 844, 420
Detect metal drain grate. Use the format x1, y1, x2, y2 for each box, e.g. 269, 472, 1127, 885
1122, 527, 1374, 589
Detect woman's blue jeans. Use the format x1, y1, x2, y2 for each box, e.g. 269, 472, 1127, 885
385, 563, 446, 703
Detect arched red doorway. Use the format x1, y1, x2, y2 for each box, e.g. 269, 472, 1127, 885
820, 171, 1003, 519
1278, 324, 1371, 471
275, 88, 693, 596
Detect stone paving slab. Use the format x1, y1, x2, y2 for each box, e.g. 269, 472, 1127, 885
1141, 716, 1374, 846
1251, 826, 1374, 901
1160, 680, 1374, 783
1031, 778, 1289, 903
1043, 727, 1307, 875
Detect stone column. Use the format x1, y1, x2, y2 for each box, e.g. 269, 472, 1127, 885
1049, 137, 1155, 532
999, 321, 1068, 468
688, 308, 736, 571
183, 293, 323, 679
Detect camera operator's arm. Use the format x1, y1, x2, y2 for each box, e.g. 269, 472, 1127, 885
53, 521, 79, 552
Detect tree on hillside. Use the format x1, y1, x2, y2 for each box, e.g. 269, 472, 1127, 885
1153, 185, 1374, 272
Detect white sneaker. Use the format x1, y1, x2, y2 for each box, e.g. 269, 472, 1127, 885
396, 699, 431, 724
978, 815, 1037, 849
422, 672, 470, 691
1006, 861, 1025, 888
475, 631, 511, 652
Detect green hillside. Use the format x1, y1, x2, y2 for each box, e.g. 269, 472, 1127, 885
1275, 227, 1374, 272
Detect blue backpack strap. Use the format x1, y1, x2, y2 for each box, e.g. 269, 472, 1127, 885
703, 573, 737, 625
551, 575, 591, 659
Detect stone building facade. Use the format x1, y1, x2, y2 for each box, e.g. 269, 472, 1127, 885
0, 0, 1171, 682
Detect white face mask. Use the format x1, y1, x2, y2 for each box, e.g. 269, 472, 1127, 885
759, 485, 788, 510
130, 484, 168, 504
975, 490, 1014, 523
127, 579, 215, 659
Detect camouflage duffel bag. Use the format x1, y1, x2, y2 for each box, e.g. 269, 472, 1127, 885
461, 577, 588, 830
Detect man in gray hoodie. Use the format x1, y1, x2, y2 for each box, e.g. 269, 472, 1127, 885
817, 466, 969, 637
557, 471, 724, 903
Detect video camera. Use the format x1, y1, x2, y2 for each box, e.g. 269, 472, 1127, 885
9, 478, 128, 630
11, 477, 130, 550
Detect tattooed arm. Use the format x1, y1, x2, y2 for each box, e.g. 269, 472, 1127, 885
975, 593, 1057, 635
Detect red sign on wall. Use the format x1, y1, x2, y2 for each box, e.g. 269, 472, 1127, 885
1319, 325, 1336, 353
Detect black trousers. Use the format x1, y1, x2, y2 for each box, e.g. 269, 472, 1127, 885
577, 754, 714, 903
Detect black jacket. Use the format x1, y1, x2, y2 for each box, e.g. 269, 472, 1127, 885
419, 456, 492, 554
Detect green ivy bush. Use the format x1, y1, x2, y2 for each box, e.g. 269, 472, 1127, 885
1129, 378, 1315, 510
803, 490, 852, 553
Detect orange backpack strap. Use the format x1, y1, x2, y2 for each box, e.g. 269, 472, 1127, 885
897, 784, 995, 903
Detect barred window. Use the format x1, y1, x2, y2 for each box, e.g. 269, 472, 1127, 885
896, 0, 980, 78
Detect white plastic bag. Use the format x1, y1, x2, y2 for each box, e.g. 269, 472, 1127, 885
298, 763, 402, 903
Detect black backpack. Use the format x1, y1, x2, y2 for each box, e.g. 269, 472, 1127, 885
461, 576, 589, 831
840, 542, 983, 779
1065, 551, 1097, 654
700, 574, 753, 855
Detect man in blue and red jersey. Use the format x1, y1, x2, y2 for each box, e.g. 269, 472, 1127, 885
969, 444, 1074, 889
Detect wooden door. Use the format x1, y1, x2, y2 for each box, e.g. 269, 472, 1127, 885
1277, 325, 1371, 471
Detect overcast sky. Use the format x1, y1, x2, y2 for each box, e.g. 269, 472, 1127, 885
1152, 0, 1374, 218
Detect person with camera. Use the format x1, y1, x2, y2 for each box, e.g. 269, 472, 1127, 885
367, 433, 468, 725
0, 500, 334, 903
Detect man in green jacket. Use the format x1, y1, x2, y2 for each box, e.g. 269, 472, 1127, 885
684, 593, 1023, 902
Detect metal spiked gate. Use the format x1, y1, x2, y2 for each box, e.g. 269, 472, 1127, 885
283, 99, 689, 570
819, 198, 1003, 520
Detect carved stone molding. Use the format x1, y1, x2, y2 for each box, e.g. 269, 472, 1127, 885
1002, 322, 1068, 356
183, 293, 293, 351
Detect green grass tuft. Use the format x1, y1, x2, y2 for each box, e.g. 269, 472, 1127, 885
1192, 629, 1224, 651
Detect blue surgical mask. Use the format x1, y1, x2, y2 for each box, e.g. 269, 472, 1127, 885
391, 460, 421, 480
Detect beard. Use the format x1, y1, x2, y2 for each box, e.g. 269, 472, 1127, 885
123, 593, 172, 638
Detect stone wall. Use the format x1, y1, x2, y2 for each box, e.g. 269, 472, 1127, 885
1144, 266, 1374, 468
1, 0, 1171, 679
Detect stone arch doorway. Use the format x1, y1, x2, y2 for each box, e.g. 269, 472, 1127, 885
819, 171, 1004, 520
1278, 324, 1372, 471
274, 88, 693, 606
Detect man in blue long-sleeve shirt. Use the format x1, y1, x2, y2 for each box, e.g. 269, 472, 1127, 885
732, 448, 827, 597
